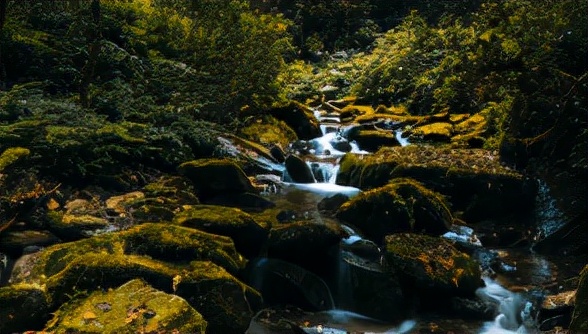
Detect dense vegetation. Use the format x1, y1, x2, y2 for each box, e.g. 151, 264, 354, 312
1, 0, 586, 244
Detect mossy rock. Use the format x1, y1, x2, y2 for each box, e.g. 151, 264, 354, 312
45, 253, 261, 334
46, 279, 207, 333
384, 233, 482, 304
336, 178, 452, 244
0, 283, 50, 333
131, 176, 199, 222
46, 211, 110, 241
269, 100, 321, 140
285, 154, 315, 183
410, 122, 453, 142
348, 129, 400, 152
336, 146, 535, 223
178, 158, 256, 201
0, 229, 60, 256
173, 205, 269, 258
267, 220, 347, 272
14, 223, 245, 284
0, 147, 30, 171
570, 265, 588, 332
239, 116, 298, 148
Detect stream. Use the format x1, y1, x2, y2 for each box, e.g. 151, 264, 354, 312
244, 104, 573, 334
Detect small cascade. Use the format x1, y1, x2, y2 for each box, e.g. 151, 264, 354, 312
476, 277, 537, 334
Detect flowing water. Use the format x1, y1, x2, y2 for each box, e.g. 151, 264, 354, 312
244, 105, 569, 333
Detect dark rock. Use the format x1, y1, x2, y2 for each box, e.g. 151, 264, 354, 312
318, 193, 349, 214
178, 158, 256, 200
384, 233, 483, 308
285, 155, 315, 183
348, 129, 400, 152
0, 284, 50, 333
570, 265, 588, 332
336, 178, 452, 244
0, 230, 60, 256
276, 210, 298, 223
269, 101, 321, 140
206, 192, 276, 211
269, 144, 286, 163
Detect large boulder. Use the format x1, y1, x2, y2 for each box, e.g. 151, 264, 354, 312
269, 101, 321, 140
10, 223, 246, 283
46, 279, 207, 333
348, 129, 400, 152
45, 253, 261, 334
336, 146, 536, 225
384, 233, 482, 308
0, 283, 50, 333
336, 178, 452, 244
173, 205, 269, 258
178, 158, 256, 201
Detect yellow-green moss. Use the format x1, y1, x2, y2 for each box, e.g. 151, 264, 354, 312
46, 279, 206, 334
239, 116, 298, 148
0, 147, 30, 171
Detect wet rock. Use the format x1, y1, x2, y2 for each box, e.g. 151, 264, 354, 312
45, 253, 261, 334
538, 290, 575, 331
285, 155, 315, 183
179, 158, 256, 200
46, 279, 207, 333
269, 101, 321, 140
246, 306, 313, 334
336, 178, 452, 243
384, 233, 482, 308
173, 205, 269, 258
269, 144, 287, 163
317, 193, 349, 214
0, 229, 60, 256
245, 258, 335, 311
267, 221, 348, 272
570, 265, 588, 332
0, 283, 50, 333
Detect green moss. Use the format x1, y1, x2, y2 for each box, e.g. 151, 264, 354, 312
47, 279, 206, 334
0, 147, 30, 171
239, 116, 298, 148
384, 233, 481, 296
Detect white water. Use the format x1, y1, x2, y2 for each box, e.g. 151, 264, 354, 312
476, 277, 536, 334
283, 182, 361, 199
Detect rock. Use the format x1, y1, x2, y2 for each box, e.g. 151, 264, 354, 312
0, 283, 50, 333
245, 258, 335, 311
269, 101, 321, 140
246, 307, 311, 334
348, 129, 400, 152
570, 265, 588, 332
336, 178, 452, 244
46, 279, 207, 333
105, 191, 145, 214
384, 233, 482, 307
10, 223, 245, 284
267, 221, 348, 272
173, 205, 269, 258
179, 158, 256, 200
410, 122, 453, 142
336, 146, 536, 225
47, 211, 110, 241
206, 192, 276, 211
285, 155, 315, 183
0, 229, 60, 256
45, 253, 261, 334
538, 290, 575, 331
269, 144, 286, 163
317, 193, 349, 214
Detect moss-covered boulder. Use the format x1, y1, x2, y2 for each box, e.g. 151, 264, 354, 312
46, 211, 110, 241
0, 283, 50, 333
11, 223, 245, 284
267, 221, 347, 272
269, 101, 321, 140
336, 146, 536, 224
348, 129, 400, 152
179, 158, 256, 201
336, 178, 452, 244
173, 205, 269, 258
384, 233, 482, 306
410, 122, 453, 142
239, 115, 298, 149
45, 253, 260, 334
46, 279, 207, 333
285, 154, 315, 183
0, 147, 30, 171
570, 265, 588, 332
